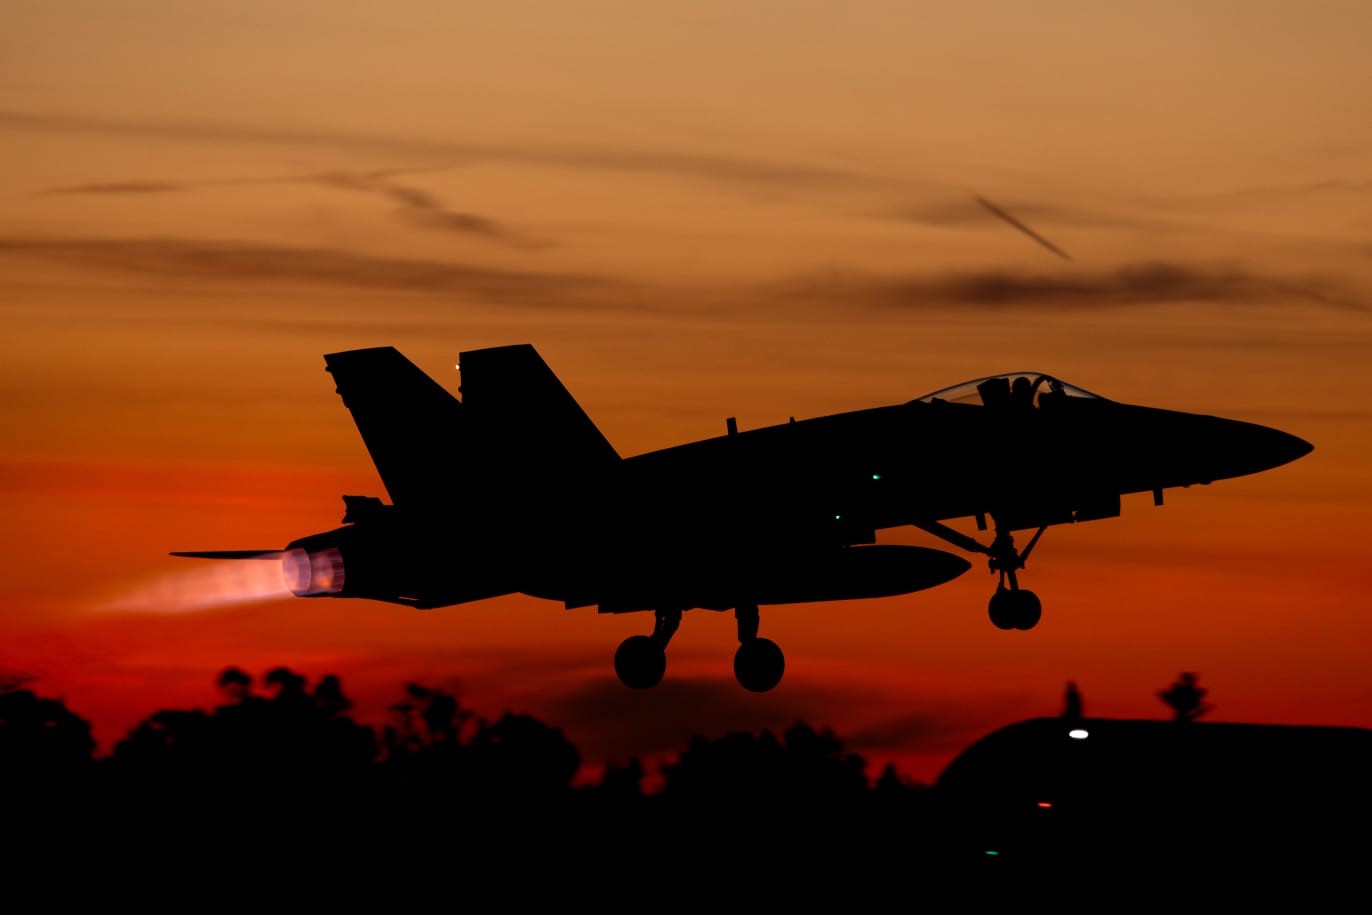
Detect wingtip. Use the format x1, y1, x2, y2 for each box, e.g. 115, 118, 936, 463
170, 550, 284, 560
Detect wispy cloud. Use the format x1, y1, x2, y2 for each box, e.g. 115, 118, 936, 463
37, 167, 546, 249
39, 181, 185, 195
1190, 177, 1372, 202
1, 109, 886, 190
785, 261, 1366, 312
0, 236, 621, 306
311, 170, 548, 248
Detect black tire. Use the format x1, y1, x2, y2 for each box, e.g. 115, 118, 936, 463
614, 635, 666, 689
988, 589, 1018, 630
1013, 590, 1042, 630
734, 637, 785, 692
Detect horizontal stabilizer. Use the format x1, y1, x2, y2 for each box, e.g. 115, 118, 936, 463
170, 550, 284, 560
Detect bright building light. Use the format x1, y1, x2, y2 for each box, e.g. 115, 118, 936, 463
1068, 728, 1089, 740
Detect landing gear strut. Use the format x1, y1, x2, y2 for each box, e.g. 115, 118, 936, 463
985, 527, 1044, 631
912, 518, 1048, 632
733, 603, 785, 692
614, 608, 680, 689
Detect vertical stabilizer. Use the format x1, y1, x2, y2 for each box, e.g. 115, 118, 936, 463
324, 347, 465, 506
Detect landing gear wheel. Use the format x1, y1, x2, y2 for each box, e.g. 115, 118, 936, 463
989, 589, 1042, 630
1013, 590, 1042, 630
615, 635, 666, 689
913, 517, 1051, 634
988, 589, 1019, 630
734, 638, 785, 692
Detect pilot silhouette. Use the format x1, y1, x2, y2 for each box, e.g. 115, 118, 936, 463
976, 376, 1012, 410
1011, 376, 1035, 412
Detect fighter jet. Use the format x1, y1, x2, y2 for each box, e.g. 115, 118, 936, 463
175, 345, 1312, 691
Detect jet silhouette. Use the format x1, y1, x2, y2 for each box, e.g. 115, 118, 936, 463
176, 346, 1312, 691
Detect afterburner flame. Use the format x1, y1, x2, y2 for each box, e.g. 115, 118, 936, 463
282, 548, 345, 596
103, 556, 294, 613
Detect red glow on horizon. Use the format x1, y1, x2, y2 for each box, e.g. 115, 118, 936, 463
3, 2, 1370, 785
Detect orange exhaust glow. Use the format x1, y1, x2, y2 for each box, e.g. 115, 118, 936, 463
102, 557, 294, 613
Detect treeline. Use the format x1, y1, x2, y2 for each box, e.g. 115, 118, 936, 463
1, 667, 927, 841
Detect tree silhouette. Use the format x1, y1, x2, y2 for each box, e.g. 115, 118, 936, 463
111, 666, 377, 804
1159, 672, 1213, 722
1, 667, 943, 854
216, 666, 252, 701
380, 682, 580, 817
0, 688, 94, 782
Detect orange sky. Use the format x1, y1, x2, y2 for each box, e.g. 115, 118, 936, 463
3, 2, 1371, 781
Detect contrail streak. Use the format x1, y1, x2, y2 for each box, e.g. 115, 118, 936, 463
974, 194, 1073, 261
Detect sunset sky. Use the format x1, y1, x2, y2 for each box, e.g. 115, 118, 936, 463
3, 1, 1371, 781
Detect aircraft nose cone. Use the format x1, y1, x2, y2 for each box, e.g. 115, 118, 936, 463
1268, 428, 1314, 467
1206, 418, 1313, 479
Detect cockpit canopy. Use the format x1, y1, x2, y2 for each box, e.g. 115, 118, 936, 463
912, 373, 1103, 410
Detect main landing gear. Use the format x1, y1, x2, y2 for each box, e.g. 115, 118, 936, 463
913, 518, 1048, 632
613, 602, 786, 692
614, 608, 679, 689
733, 603, 785, 693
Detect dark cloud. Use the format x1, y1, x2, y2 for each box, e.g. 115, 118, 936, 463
1, 109, 886, 190
540, 674, 874, 761
0, 236, 620, 306
843, 710, 970, 750
845, 699, 1033, 755
787, 262, 1366, 312
538, 672, 1032, 766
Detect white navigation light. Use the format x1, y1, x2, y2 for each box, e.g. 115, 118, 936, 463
1068, 728, 1089, 740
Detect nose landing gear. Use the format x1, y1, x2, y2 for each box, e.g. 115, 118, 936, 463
988, 586, 1042, 631
913, 517, 1049, 632
985, 527, 1044, 631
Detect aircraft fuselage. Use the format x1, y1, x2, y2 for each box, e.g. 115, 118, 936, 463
177, 348, 1311, 690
